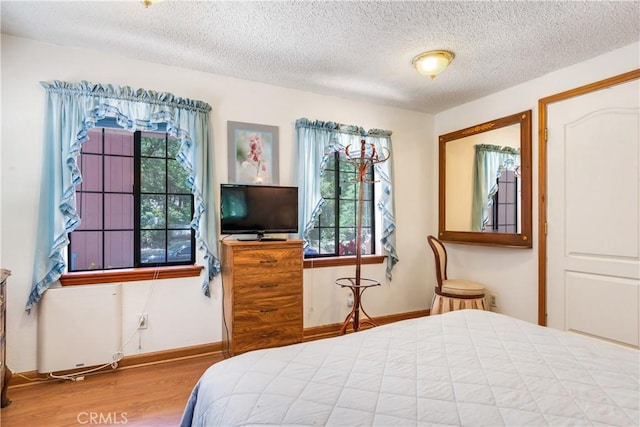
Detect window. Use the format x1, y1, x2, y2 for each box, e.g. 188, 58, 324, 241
485, 169, 518, 233
304, 152, 375, 257
68, 126, 195, 271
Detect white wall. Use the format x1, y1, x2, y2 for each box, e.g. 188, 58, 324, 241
3, 33, 636, 374
434, 42, 640, 323
0, 35, 434, 373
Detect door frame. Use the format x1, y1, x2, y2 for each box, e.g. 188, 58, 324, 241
537, 69, 640, 326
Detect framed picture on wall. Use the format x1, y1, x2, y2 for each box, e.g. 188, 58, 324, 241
227, 121, 279, 185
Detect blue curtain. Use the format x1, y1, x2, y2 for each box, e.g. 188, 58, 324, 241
471, 144, 520, 231
295, 118, 398, 280
28, 80, 220, 311
367, 129, 399, 279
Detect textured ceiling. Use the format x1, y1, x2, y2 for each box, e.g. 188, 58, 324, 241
1, 1, 639, 113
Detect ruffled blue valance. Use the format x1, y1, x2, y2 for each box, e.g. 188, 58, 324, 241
293, 118, 366, 136
295, 118, 398, 281
28, 80, 219, 310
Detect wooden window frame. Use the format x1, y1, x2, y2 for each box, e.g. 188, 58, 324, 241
60, 265, 203, 286
305, 151, 377, 259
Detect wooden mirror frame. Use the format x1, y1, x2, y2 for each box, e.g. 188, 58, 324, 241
438, 110, 532, 248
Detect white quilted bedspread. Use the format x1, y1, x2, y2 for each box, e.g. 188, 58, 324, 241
181, 310, 639, 426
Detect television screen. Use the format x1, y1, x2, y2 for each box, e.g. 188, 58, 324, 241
220, 184, 298, 239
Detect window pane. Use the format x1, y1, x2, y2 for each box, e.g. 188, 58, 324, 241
507, 182, 517, 203
141, 195, 166, 229
168, 195, 192, 228
105, 155, 133, 192
168, 159, 189, 193
361, 227, 373, 254
360, 201, 373, 228
79, 154, 103, 192
169, 229, 192, 244
69, 231, 103, 271
76, 193, 103, 230
319, 199, 335, 227
104, 231, 133, 269
498, 184, 507, 203
168, 230, 193, 263
498, 204, 506, 222
320, 171, 335, 199
167, 136, 181, 158
105, 194, 134, 230
104, 129, 133, 156
140, 133, 166, 157
305, 228, 320, 256
320, 229, 335, 254
339, 200, 357, 228
339, 228, 357, 255
341, 180, 357, 200
506, 206, 516, 225
339, 158, 355, 172
141, 230, 166, 264
141, 158, 166, 193
83, 129, 103, 154
324, 155, 336, 171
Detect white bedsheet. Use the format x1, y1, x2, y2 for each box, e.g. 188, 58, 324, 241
181, 310, 639, 426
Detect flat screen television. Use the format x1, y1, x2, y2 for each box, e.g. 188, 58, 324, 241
220, 184, 298, 241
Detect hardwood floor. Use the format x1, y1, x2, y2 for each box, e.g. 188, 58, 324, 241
1, 354, 222, 427
0, 311, 428, 426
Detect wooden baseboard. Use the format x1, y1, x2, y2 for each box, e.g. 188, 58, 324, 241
10, 308, 428, 388
116, 342, 223, 369
303, 309, 429, 341
9, 343, 222, 388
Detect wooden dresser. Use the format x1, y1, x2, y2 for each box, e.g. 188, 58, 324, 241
221, 240, 303, 356
1, 269, 11, 408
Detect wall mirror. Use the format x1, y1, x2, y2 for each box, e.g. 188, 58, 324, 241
438, 110, 532, 248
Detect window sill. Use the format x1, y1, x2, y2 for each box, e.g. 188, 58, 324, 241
303, 255, 386, 269
60, 265, 204, 286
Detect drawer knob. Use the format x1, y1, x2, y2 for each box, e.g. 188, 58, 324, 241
260, 308, 278, 313
259, 284, 278, 288
259, 259, 277, 264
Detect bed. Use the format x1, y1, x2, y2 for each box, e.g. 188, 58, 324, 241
181, 310, 639, 426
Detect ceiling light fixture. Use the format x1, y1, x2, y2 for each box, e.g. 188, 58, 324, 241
412, 50, 455, 79
142, 0, 164, 8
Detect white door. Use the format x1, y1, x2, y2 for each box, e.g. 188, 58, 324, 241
546, 77, 640, 347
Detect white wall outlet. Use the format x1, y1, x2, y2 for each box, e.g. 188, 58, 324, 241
488, 294, 498, 311
347, 293, 354, 308
137, 313, 148, 329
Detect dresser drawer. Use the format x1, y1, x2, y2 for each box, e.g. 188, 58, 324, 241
233, 294, 301, 325
232, 320, 302, 354
232, 248, 301, 275
232, 271, 302, 300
